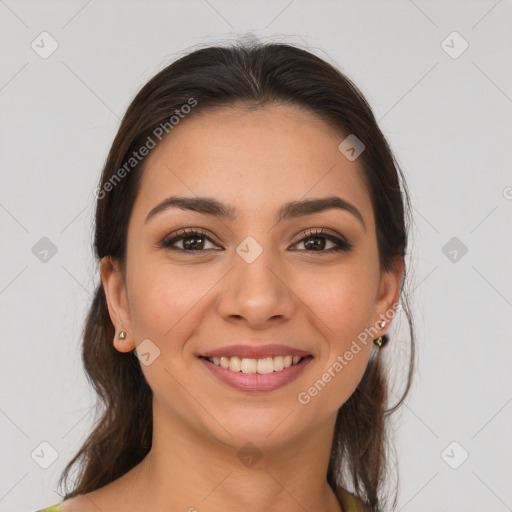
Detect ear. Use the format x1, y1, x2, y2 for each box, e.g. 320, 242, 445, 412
374, 255, 404, 331
100, 256, 135, 352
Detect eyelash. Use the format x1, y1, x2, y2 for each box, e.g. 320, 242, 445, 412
159, 228, 353, 254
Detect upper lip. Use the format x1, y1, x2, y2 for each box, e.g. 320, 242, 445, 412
199, 344, 312, 359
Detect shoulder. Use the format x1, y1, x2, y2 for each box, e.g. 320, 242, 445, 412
335, 485, 370, 512
35, 495, 95, 512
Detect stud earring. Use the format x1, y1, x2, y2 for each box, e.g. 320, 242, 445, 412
118, 331, 126, 340
373, 334, 389, 348
374, 319, 387, 347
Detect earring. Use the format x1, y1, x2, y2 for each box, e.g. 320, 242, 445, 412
374, 334, 389, 347
114, 331, 126, 347
374, 318, 387, 347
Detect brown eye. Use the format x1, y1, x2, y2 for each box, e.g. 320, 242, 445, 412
292, 229, 352, 253
302, 237, 329, 251
179, 235, 207, 250
160, 229, 220, 251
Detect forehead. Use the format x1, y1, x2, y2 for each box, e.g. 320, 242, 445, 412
132, 103, 373, 225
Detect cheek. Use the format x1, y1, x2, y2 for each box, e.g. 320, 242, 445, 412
294, 265, 376, 410
127, 259, 216, 346
299, 262, 378, 341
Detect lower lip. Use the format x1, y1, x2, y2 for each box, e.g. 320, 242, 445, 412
199, 356, 313, 392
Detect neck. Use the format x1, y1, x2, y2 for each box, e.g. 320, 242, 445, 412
119, 397, 342, 512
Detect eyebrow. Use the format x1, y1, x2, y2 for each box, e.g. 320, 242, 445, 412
145, 195, 366, 230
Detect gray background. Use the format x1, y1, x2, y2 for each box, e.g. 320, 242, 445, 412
1, 1, 511, 511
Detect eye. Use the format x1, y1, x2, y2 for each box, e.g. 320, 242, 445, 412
160, 229, 221, 252
159, 228, 352, 254
291, 228, 353, 253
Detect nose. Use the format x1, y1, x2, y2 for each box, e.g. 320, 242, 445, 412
216, 248, 296, 329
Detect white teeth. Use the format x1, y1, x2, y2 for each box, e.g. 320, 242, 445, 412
206, 355, 305, 374
274, 356, 284, 371
229, 356, 241, 372
241, 358, 257, 373
257, 357, 274, 374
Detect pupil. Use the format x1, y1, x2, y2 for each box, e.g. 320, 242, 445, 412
305, 237, 325, 250
184, 236, 204, 250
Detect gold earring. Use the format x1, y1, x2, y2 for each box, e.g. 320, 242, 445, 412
373, 334, 389, 348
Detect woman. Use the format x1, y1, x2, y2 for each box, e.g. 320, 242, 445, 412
35, 41, 414, 512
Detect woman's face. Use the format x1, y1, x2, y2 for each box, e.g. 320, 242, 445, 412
102, 103, 402, 450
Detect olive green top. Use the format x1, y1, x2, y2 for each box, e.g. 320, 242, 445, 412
335, 485, 368, 511
35, 487, 367, 512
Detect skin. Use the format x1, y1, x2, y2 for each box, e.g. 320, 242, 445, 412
62, 103, 403, 512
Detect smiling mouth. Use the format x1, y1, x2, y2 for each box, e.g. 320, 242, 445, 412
199, 355, 312, 374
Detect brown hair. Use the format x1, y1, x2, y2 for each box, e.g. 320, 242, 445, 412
58, 41, 415, 511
